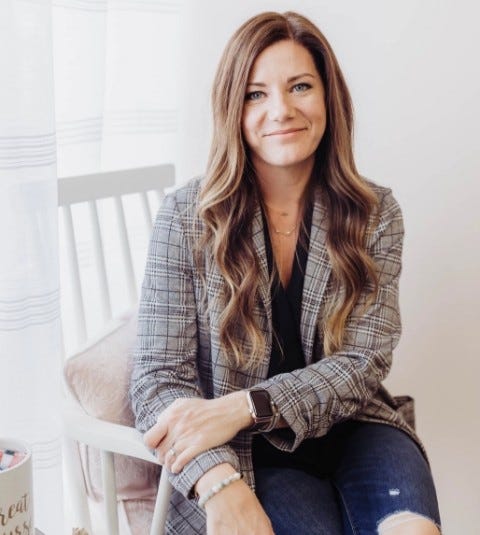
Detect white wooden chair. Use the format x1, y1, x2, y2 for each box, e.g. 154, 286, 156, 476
58, 165, 175, 535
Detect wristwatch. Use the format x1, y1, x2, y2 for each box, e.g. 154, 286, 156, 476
246, 389, 275, 432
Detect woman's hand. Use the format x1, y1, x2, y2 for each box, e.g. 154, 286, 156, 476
205, 480, 274, 535
197, 464, 274, 535
143, 391, 252, 473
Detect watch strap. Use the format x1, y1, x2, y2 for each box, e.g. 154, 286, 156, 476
247, 389, 279, 432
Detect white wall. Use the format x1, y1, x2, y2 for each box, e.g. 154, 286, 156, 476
176, 1, 480, 532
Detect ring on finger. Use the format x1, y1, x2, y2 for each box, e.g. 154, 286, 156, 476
168, 446, 177, 459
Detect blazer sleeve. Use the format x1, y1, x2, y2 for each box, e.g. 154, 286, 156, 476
254, 188, 404, 451
130, 192, 240, 499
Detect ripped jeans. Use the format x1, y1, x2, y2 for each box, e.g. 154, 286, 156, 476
254, 422, 441, 535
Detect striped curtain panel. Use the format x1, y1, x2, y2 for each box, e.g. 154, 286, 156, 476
53, 0, 181, 177
0, 1, 63, 534
0, 1, 181, 533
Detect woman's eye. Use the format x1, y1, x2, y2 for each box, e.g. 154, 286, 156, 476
245, 91, 264, 101
292, 82, 311, 93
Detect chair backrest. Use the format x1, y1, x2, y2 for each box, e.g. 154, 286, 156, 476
58, 165, 175, 535
58, 164, 175, 358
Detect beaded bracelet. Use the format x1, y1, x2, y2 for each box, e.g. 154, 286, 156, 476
197, 471, 243, 508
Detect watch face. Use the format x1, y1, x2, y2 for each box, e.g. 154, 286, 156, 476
250, 390, 273, 418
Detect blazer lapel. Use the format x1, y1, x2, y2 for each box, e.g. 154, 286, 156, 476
301, 187, 332, 364
250, 202, 274, 382
251, 202, 271, 321
204, 202, 270, 312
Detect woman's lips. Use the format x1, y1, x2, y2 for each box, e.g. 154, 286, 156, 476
264, 127, 307, 137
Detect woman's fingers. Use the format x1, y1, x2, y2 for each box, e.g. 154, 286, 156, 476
143, 418, 168, 449
154, 436, 196, 474
143, 395, 243, 473
144, 398, 193, 450
158, 438, 207, 474
170, 444, 199, 474
159, 441, 178, 469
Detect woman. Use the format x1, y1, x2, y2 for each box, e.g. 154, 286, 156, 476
131, 11, 441, 535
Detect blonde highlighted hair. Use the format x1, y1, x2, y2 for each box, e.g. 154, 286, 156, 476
197, 11, 378, 369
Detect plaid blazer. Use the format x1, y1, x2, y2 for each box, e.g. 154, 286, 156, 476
130, 177, 425, 534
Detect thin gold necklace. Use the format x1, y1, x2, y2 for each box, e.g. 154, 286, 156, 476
264, 203, 300, 237
272, 224, 298, 237
267, 214, 299, 237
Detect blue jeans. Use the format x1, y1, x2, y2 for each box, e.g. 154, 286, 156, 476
254, 422, 441, 535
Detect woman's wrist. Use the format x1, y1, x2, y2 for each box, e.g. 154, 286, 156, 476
198, 471, 242, 508
223, 389, 288, 432
219, 390, 254, 431
194, 463, 238, 498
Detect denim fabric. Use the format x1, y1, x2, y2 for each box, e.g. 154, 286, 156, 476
255, 422, 441, 535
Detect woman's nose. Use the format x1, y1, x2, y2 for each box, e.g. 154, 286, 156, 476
267, 91, 294, 121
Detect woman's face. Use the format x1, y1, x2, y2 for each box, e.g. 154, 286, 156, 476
242, 39, 327, 177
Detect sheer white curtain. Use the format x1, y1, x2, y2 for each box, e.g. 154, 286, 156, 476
0, 2, 63, 534
0, 1, 181, 533
53, 0, 182, 357
53, 0, 181, 177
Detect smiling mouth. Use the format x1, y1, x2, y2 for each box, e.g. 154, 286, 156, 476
264, 128, 307, 137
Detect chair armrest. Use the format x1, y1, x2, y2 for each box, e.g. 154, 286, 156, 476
62, 401, 159, 465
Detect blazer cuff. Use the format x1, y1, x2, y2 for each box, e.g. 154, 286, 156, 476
168, 444, 241, 499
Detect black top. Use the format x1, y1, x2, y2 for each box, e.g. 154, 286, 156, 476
265, 207, 310, 378
252, 206, 354, 477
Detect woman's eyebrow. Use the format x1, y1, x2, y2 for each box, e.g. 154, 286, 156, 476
246, 72, 316, 87
287, 72, 316, 83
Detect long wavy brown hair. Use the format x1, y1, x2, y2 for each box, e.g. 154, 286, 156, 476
197, 11, 379, 370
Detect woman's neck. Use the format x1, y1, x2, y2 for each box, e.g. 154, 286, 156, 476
254, 160, 313, 211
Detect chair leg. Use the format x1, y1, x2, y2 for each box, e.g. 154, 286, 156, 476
150, 468, 173, 535
101, 450, 120, 535
63, 437, 93, 534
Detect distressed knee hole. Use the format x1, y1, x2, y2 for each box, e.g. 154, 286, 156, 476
378, 511, 441, 534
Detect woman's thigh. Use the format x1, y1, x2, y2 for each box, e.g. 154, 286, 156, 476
332, 422, 441, 535
255, 467, 344, 535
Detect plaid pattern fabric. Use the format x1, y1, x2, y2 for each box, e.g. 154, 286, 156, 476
130, 177, 425, 534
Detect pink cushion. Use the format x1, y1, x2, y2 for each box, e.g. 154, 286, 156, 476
64, 310, 159, 502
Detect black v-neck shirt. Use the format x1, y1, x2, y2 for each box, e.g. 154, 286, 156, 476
264, 207, 310, 378
252, 206, 355, 477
